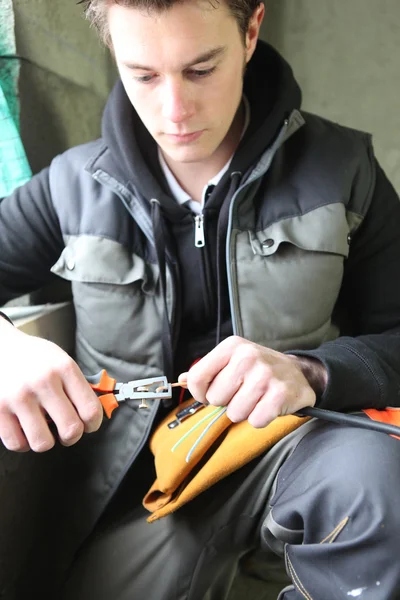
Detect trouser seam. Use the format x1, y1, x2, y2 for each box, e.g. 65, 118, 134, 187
320, 516, 349, 544
286, 552, 313, 600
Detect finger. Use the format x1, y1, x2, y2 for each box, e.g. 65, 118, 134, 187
221, 360, 278, 422
207, 352, 275, 412
187, 337, 244, 402
17, 400, 56, 453
204, 364, 248, 408
246, 393, 284, 429
42, 379, 85, 447
62, 366, 103, 433
247, 384, 315, 429
0, 412, 30, 452
178, 372, 188, 384
225, 365, 309, 424
224, 383, 265, 423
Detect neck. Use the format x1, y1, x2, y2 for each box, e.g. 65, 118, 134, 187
162, 100, 244, 203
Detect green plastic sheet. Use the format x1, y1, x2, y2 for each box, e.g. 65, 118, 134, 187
0, 0, 31, 197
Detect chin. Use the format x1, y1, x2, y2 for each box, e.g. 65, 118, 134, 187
163, 147, 211, 164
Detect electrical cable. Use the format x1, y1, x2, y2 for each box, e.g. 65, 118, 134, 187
185, 407, 227, 463
296, 406, 400, 437
171, 406, 223, 453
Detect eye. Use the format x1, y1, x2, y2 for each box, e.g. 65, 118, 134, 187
187, 66, 216, 79
133, 74, 156, 84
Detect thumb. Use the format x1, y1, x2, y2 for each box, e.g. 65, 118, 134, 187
178, 372, 188, 385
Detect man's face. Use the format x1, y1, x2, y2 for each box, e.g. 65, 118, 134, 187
108, 0, 261, 166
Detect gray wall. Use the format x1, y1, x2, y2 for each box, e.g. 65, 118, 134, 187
9, 0, 117, 305
14, 0, 116, 174
261, 0, 400, 192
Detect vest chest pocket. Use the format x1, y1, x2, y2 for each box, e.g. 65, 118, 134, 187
235, 204, 351, 350
51, 235, 162, 361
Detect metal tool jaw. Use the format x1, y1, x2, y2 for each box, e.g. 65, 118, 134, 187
114, 376, 172, 408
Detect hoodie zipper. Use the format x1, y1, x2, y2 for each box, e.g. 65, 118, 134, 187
193, 211, 217, 316
194, 214, 205, 247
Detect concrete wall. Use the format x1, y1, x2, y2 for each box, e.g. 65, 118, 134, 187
10, 1, 117, 305
261, 0, 400, 193
13, 0, 116, 174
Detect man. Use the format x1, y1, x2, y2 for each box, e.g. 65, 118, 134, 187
1, 0, 400, 598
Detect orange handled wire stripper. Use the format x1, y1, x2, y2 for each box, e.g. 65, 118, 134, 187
86, 371, 400, 439
86, 370, 185, 418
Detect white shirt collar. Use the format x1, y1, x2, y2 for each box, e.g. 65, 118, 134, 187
159, 95, 250, 215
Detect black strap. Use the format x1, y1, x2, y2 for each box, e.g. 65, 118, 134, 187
215, 172, 242, 344
151, 199, 173, 381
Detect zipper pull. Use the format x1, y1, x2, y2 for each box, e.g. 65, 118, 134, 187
194, 214, 205, 247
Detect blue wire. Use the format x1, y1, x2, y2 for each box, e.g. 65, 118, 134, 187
171, 406, 223, 453
186, 407, 228, 463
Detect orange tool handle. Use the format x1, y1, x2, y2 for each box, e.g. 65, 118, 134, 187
88, 369, 119, 419
97, 393, 119, 419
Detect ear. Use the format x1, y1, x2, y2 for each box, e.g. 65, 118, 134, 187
245, 3, 265, 63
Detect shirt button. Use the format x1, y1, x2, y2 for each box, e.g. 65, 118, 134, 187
347, 233, 351, 245
262, 238, 274, 249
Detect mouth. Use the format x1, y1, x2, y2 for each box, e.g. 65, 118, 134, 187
164, 130, 203, 143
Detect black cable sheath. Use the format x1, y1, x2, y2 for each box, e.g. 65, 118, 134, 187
296, 406, 400, 437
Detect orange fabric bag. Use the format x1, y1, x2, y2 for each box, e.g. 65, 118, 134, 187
143, 399, 309, 522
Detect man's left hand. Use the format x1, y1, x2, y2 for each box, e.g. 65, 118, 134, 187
179, 336, 328, 428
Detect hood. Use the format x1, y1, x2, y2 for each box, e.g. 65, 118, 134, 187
100, 41, 303, 379
101, 40, 302, 206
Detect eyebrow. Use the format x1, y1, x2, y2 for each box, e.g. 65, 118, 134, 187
122, 46, 226, 71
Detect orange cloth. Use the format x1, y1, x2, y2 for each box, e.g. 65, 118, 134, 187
143, 404, 400, 522
143, 399, 310, 522
363, 407, 400, 440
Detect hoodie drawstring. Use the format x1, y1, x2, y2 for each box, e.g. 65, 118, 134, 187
215, 171, 242, 345
151, 198, 173, 382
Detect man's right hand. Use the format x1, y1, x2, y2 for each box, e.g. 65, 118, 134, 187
0, 317, 103, 453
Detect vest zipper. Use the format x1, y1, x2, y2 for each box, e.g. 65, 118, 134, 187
226, 117, 292, 336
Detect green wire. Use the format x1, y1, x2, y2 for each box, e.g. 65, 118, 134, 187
186, 407, 228, 463
171, 406, 224, 452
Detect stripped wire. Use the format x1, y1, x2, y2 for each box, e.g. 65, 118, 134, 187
171, 406, 223, 453
156, 381, 188, 393
185, 407, 228, 463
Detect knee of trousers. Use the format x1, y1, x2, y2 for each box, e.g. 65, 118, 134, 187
260, 421, 400, 555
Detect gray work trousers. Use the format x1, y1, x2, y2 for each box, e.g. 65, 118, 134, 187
61, 419, 400, 600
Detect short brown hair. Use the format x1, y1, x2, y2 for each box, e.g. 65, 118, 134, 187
78, 0, 262, 46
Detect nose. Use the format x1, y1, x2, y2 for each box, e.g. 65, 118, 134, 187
161, 78, 194, 123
